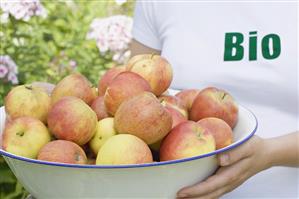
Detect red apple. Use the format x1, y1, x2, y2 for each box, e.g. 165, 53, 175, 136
47, 97, 98, 146
104, 71, 151, 116
38, 140, 87, 164
165, 106, 188, 128
198, 117, 233, 149
51, 73, 97, 106
98, 66, 126, 96
159, 95, 188, 118
114, 92, 172, 145
149, 107, 187, 152
126, 54, 173, 96
90, 96, 109, 120
190, 87, 238, 128
160, 121, 215, 161
175, 89, 200, 111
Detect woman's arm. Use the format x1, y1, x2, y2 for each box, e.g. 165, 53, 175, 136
266, 131, 299, 167
129, 39, 161, 57
177, 132, 299, 198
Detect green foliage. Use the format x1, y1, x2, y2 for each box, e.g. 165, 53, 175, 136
0, 157, 28, 199
0, 1, 135, 198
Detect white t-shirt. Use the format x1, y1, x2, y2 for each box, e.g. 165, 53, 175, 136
133, 1, 298, 198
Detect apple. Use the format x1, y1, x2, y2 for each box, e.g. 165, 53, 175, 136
98, 66, 126, 96
190, 87, 239, 128
38, 140, 87, 164
47, 96, 97, 146
149, 107, 187, 152
165, 106, 187, 129
90, 96, 109, 120
2, 117, 51, 159
114, 92, 172, 145
96, 134, 153, 165
51, 73, 97, 106
175, 89, 200, 111
198, 117, 233, 149
159, 95, 188, 118
2, 117, 12, 145
126, 54, 173, 96
104, 71, 151, 116
4, 85, 51, 123
160, 121, 215, 161
89, 117, 117, 155
31, 82, 55, 96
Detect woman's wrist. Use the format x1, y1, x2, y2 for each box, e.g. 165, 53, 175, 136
252, 137, 273, 172
263, 138, 277, 169
263, 132, 299, 168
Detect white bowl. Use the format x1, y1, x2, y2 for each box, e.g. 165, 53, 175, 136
0, 105, 257, 199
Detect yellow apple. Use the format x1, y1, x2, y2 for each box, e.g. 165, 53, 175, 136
4, 85, 51, 123
89, 117, 117, 155
2, 117, 51, 159
96, 134, 153, 165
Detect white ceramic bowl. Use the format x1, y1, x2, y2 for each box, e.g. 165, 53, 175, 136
0, 105, 257, 199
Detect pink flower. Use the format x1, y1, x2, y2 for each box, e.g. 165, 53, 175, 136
0, 64, 8, 78
87, 15, 132, 63
7, 72, 19, 84
0, 0, 47, 23
0, 55, 19, 84
69, 60, 77, 70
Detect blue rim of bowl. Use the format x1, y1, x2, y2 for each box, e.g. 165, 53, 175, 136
0, 106, 258, 169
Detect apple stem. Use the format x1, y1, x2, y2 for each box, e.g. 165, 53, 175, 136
150, 53, 155, 59
16, 131, 24, 137
222, 93, 227, 100
25, 85, 33, 90
160, 99, 167, 106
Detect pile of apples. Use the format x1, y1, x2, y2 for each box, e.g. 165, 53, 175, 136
2, 54, 238, 165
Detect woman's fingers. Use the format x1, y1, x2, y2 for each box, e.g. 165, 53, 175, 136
177, 158, 251, 198
218, 136, 260, 166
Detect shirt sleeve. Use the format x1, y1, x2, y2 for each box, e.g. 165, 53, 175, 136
132, 1, 162, 50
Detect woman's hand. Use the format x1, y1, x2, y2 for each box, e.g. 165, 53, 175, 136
177, 136, 271, 199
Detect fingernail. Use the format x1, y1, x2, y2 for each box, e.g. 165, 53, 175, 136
177, 192, 188, 198
220, 154, 229, 165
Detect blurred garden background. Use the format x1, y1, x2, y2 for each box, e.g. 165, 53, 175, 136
0, 0, 135, 198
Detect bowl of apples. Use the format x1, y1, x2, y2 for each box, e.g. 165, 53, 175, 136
0, 54, 257, 199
